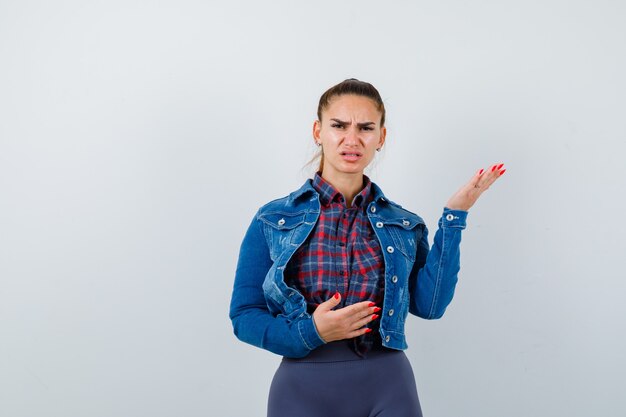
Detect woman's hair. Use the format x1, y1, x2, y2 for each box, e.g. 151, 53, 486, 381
314, 78, 386, 174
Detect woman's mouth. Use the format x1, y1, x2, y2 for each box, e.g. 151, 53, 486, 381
340, 151, 362, 162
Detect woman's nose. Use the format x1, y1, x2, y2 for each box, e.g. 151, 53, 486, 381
344, 127, 359, 144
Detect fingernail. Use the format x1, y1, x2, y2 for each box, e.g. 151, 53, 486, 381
479, 168, 484, 175
368, 302, 375, 307
364, 328, 372, 333
373, 307, 381, 312
491, 165, 497, 172
334, 292, 340, 300
499, 169, 506, 176
371, 314, 379, 320
497, 163, 504, 169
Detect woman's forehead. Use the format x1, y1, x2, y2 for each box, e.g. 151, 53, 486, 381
323, 95, 381, 120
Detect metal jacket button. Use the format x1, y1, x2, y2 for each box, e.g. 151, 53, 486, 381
376, 221, 384, 228
391, 275, 398, 283
386, 246, 394, 253
446, 214, 454, 221
388, 309, 394, 316
278, 218, 286, 226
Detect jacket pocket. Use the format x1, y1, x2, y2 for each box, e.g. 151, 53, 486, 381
259, 212, 306, 230
258, 212, 306, 260
386, 221, 424, 262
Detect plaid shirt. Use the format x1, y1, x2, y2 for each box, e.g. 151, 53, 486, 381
284, 173, 385, 356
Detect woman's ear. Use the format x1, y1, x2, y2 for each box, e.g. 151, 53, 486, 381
378, 126, 387, 149
312, 120, 321, 145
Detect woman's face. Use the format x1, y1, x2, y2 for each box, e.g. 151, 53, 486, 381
313, 94, 386, 178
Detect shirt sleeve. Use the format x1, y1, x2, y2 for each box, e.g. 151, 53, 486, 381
408, 206, 468, 319
228, 213, 325, 358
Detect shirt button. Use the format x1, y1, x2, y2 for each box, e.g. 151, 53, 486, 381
370, 206, 376, 213
277, 218, 285, 226
376, 221, 384, 228
446, 213, 454, 221
402, 220, 410, 226
385, 335, 390, 342
386, 246, 394, 253
388, 309, 394, 316
391, 275, 398, 283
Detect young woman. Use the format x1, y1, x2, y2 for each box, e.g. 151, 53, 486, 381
229, 78, 505, 417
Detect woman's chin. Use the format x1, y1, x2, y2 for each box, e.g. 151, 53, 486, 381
323, 159, 372, 177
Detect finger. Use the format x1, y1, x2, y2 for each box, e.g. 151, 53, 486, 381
352, 312, 379, 330
342, 300, 378, 319
349, 307, 380, 326
494, 163, 506, 178
489, 163, 505, 176
346, 327, 374, 339
475, 163, 504, 189
316, 292, 341, 312
467, 167, 485, 189
342, 300, 375, 314
486, 163, 506, 184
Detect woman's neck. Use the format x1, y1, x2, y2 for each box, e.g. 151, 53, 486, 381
320, 171, 364, 208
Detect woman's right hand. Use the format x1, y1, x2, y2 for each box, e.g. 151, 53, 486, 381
312, 292, 380, 343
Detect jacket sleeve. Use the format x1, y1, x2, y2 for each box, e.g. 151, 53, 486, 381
228, 213, 325, 358
408, 207, 468, 319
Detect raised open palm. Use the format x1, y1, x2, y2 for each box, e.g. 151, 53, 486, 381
445, 163, 506, 211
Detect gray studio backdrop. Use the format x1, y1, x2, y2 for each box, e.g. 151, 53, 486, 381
1, 1, 624, 416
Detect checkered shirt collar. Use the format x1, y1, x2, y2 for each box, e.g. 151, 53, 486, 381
312, 172, 373, 208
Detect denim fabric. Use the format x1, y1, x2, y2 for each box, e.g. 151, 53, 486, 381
229, 178, 468, 358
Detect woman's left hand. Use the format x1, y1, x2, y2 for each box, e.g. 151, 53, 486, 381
445, 163, 506, 212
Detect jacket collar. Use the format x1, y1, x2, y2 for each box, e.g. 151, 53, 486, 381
288, 176, 389, 205
285, 177, 423, 226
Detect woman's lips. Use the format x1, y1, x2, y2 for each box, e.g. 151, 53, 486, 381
340, 151, 362, 162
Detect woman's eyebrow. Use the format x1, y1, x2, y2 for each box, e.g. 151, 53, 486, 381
330, 118, 376, 127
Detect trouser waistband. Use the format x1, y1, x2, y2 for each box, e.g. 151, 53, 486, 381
283, 339, 398, 363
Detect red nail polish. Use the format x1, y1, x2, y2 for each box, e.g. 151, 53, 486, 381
499, 169, 506, 176
368, 302, 375, 307
372, 314, 379, 320
491, 165, 497, 172
479, 169, 484, 175
373, 307, 381, 312
364, 328, 372, 333
334, 292, 340, 300
497, 163, 504, 169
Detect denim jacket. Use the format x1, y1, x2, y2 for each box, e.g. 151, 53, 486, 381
229, 178, 468, 358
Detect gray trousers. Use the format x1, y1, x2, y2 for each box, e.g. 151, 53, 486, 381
267, 340, 423, 417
